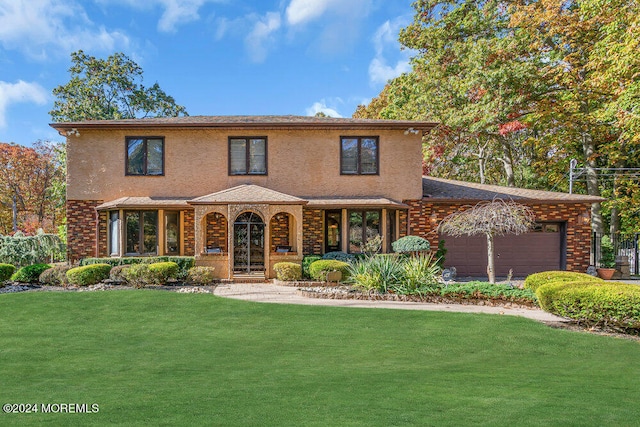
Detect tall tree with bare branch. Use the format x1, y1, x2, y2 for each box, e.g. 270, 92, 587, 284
438, 199, 535, 283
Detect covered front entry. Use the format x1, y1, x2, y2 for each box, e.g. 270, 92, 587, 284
233, 212, 265, 273
190, 184, 306, 280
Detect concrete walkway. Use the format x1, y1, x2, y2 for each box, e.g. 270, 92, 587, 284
213, 283, 567, 323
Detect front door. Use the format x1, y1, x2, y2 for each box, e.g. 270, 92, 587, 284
233, 212, 265, 273
325, 210, 341, 253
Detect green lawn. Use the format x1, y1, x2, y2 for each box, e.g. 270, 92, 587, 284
0, 291, 638, 426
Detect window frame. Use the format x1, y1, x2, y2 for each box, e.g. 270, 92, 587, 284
125, 136, 165, 176
228, 136, 268, 176
124, 210, 158, 256
340, 136, 379, 175
347, 209, 381, 253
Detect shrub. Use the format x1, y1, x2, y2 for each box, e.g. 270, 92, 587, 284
109, 265, 131, 282
80, 256, 195, 279
322, 251, 355, 263
0, 231, 65, 267
392, 235, 431, 253
186, 267, 216, 285
273, 262, 302, 281
599, 235, 616, 268
399, 253, 442, 292
524, 271, 603, 291
536, 281, 640, 330
39, 264, 71, 286
308, 260, 351, 281
0, 263, 15, 282
147, 262, 180, 285
348, 255, 403, 292
441, 282, 537, 303
121, 264, 150, 288
302, 255, 322, 279
11, 264, 52, 283
66, 264, 112, 286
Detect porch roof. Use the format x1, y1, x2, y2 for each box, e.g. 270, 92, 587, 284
304, 196, 408, 209
96, 197, 193, 210
422, 176, 605, 203
189, 184, 307, 205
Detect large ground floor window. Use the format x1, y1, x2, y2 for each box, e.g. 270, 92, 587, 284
125, 211, 158, 255
348, 210, 381, 253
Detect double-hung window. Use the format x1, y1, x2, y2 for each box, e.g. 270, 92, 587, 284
340, 136, 379, 175
229, 137, 267, 175
126, 137, 164, 176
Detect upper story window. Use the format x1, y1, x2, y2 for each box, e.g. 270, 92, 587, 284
340, 136, 379, 175
126, 137, 164, 176
229, 137, 267, 175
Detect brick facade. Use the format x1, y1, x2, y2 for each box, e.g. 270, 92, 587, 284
183, 210, 195, 256
404, 199, 593, 272
66, 200, 103, 262
270, 213, 290, 252
205, 212, 228, 252
303, 207, 323, 255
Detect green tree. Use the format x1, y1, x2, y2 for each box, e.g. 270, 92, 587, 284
50, 50, 188, 122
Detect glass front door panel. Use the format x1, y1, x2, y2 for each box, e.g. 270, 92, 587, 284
325, 210, 341, 253
233, 212, 265, 273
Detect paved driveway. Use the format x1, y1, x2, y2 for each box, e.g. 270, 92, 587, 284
214, 283, 567, 323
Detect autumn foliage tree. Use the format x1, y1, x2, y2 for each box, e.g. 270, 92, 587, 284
0, 142, 65, 235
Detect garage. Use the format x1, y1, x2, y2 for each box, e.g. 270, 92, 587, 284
441, 223, 565, 277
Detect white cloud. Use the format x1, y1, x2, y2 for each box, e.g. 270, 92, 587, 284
305, 100, 343, 118
0, 0, 130, 60
0, 81, 48, 128
285, 0, 337, 26
368, 19, 412, 85
245, 12, 282, 63
98, 0, 223, 32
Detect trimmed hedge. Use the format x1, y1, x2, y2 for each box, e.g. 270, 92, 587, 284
121, 262, 180, 287
148, 262, 180, 285
80, 256, 194, 279
66, 264, 112, 286
11, 264, 52, 283
39, 264, 71, 286
0, 263, 15, 282
308, 260, 351, 281
322, 251, 355, 263
536, 281, 640, 330
273, 262, 302, 281
524, 271, 603, 291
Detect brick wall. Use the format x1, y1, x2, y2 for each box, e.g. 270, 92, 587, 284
270, 213, 290, 252
303, 207, 323, 255
404, 199, 593, 272
205, 212, 227, 252
183, 210, 195, 256
67, 200, 103, 262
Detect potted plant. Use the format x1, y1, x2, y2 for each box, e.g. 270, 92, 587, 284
596, 235, 616, 280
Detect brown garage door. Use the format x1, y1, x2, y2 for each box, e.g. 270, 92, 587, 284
441, 223, 563, 277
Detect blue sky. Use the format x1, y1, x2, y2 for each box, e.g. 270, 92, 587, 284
0, 0, 416, 146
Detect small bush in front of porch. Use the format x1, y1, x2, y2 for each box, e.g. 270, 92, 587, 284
11, 264, 52, 283
273, 262, 302, 281
309, 260, 351, 281
109, 265, 131, 282
147, 262, 180, 285
322, 251, 355, 263
186, 267, 216, 285
39, 264, 71, 286
0, 263, 16, 283
66, 264, 112, 286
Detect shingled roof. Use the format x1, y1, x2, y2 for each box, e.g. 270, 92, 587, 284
189, 184, 306, 205
422, 176, 604, 203
50, 115, 437, 133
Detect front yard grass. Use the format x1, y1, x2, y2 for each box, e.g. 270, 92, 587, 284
1, 291, 639, 426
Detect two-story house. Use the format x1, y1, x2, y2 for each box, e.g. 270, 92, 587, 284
52, 115, 601, 279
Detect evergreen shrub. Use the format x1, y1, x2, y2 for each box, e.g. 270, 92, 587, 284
273, 262, 302, 281
11, 264, 52, 283
308, 260, 351, 281
524, 271, 603, 291
0, 263, 15, 282
66, 264, 112, 286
